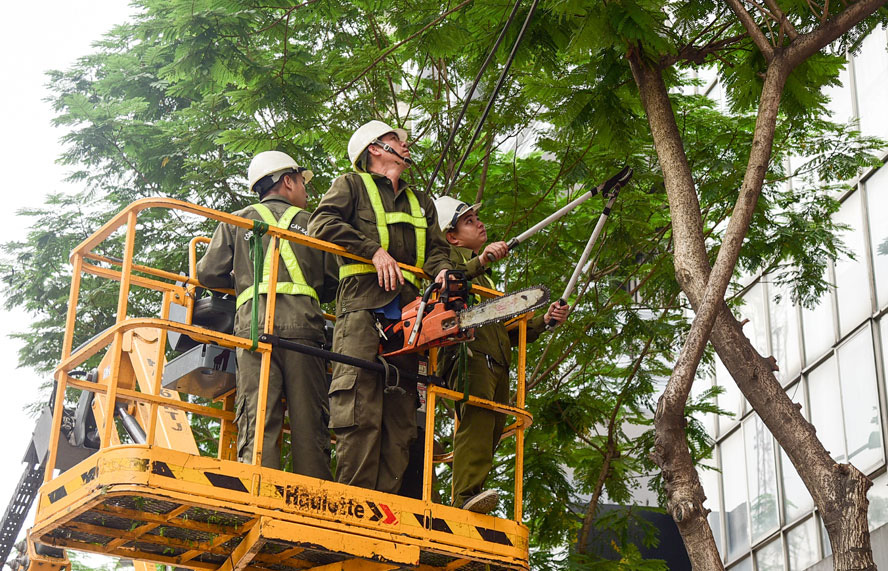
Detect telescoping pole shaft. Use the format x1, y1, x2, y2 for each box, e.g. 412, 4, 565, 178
492, 166, 632, 259
547, 190, 620, 328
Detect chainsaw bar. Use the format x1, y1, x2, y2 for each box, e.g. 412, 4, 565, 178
459, 285, 550, 329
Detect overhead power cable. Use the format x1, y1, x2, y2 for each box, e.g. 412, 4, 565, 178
424, 0, 524, 195
443, 0, 541, 195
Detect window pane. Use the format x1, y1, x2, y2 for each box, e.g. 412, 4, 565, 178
729, 556, 753, 571
825, 62, 853, 122
866, 166, 888, 308
807, 356, 846, 463
820, 515, 832, 557
738, 282, 770, 356
769, 279, 802, 383
744, 415, 779, 541
787, 518, 819, 570
834, 192, 871, 336
782, 381, 814, 524
716, 355, 744, 434
837, 326, 883, 471
692, 373, 717, 438
781, 447, 813, 524
723, 430, 749, 560
855, 26, 888, 141
801, 279, 835, 365
700, 464, 724, 558
755, 537, 785, 571
868, 473, 888, 530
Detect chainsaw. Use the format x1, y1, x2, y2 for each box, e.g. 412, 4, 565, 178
379, 270, 550, 357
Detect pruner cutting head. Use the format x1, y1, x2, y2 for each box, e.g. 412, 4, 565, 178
601, 165, 633, 198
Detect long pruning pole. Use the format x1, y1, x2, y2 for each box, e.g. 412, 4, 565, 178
486, 166, 632, 262
545, 173, 630, 328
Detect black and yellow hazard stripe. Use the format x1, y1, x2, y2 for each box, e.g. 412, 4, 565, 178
44, 452, 522, 552
149, 460, 252, 493
403, 511, 515, 547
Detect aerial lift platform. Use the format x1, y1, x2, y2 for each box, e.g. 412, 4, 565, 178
17, 198, 535, 571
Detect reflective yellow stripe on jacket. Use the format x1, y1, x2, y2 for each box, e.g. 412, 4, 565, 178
236, 203, 319, 309
339, 173, 427, 289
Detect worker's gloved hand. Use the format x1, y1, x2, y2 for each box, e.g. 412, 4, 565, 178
544, 301, 570, 327
480, 241, 509, 266
372, 247, 405, 291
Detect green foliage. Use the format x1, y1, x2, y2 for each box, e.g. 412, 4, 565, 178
3, 0, 886, 567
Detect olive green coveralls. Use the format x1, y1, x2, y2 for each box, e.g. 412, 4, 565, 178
197, 195, 338, 478
307, 172, 451, 493
437, 246, 546, 508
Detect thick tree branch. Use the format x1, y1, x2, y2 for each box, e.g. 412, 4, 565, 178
630, 0, 887, 564
627, 48, 723, 570
660, 34, 746, 67
762, 0, 800, 39
784, 0, 888, 69
725, 0, 776, 59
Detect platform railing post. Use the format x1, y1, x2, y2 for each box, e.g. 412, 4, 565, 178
514, 317, 527, 522
100, 212, 139, 448
251, 236, 280, 468
146, 291, 172, 447
423, 389, 437, 502
44, 255, 85, 483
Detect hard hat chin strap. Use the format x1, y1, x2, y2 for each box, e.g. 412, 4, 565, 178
372, 139, 413, 166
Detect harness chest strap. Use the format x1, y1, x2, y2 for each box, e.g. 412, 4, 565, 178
339, 173, 427, 289
236, 203, 319, 309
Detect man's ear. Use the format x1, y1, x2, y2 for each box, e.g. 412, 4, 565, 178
445, 231, 460, 246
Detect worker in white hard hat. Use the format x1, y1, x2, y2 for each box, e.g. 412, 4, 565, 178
307, 120, 452, 493
433, 195, 569, 514
197, 150, 338, 478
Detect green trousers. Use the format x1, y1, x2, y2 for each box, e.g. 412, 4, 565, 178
235, 339, 332, 480
450, 353, 509, 508
328, 310, 418, 494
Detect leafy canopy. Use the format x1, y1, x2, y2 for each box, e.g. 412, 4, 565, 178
3, 0, 884, 565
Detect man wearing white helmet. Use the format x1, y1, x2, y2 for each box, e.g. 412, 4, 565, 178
308, 120, 452, 493
433, 195, 569, 514
198, 150, 338, 478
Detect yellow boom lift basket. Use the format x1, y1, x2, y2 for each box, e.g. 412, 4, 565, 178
27, 198, 535, 571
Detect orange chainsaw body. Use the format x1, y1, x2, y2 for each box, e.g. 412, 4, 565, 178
380, 271, 474, 357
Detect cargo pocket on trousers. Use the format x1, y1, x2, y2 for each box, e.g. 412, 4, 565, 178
328, 370, 358, 429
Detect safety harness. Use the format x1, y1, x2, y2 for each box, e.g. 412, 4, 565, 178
339, 172, 427, 289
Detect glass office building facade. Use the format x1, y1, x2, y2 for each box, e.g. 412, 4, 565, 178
691, 26, 888, 570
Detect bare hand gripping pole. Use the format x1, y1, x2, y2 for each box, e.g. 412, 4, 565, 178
547, 167, 633, 328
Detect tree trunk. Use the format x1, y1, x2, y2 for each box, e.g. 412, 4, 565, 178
628, 0, 882, 562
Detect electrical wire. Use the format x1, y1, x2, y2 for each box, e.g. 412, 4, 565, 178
424, 0, 524, 195
444, 0, 541, 195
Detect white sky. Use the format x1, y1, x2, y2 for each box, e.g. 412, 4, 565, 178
0, 0, 136, 552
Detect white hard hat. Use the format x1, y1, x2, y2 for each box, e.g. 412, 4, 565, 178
347, 120, 408, 171
433, 196, 481, 232
247, 150, 313, 194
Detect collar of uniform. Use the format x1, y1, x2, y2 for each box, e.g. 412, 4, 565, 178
367, 171, 411, 197
453, 245, 476, 262
453, 245, 495, 287
259, 194, 294, 206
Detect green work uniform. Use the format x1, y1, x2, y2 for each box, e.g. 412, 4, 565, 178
436, 246, 547, 508
307, 172, 451, 493
196, 195, 338, 478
